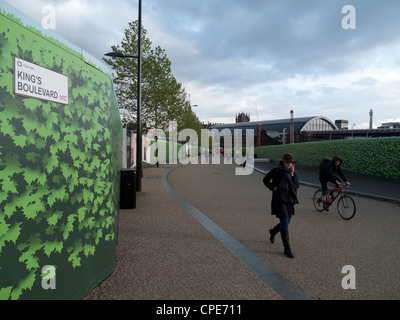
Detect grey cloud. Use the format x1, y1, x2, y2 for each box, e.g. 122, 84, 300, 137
5, 0, 399, 126
152, 0, 400, 85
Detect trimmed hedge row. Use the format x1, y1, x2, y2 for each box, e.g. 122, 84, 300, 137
254, 137, 400, 181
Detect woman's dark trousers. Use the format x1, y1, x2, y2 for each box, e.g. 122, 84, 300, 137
269, 218, 294, 258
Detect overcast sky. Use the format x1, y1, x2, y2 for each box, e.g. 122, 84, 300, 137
4, 0, 400, 128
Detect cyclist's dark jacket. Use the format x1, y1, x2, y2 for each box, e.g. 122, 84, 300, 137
263, 163, 299, 219
319, 155, 348, 187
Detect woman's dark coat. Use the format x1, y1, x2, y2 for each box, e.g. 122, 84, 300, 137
263, 163, 300, 219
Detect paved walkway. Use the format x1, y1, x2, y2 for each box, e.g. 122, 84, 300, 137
85, 164, 284, 300
85, 160, 400, 300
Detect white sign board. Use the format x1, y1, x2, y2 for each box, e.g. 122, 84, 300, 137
14, 57, 69, 105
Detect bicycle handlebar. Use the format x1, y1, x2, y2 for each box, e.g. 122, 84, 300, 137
329, 184, 350, 192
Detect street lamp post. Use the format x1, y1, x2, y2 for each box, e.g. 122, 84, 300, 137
105, 0, 142, 192
137, 0, 142, 192
104, 52, 137, 59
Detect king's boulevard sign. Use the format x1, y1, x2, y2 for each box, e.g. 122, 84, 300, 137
14, 57, 69, 105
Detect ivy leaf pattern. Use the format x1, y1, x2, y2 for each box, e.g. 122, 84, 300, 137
0, 8, 122, 299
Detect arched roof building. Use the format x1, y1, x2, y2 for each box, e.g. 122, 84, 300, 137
209, 116, 338, 132
208, 116, 338, 146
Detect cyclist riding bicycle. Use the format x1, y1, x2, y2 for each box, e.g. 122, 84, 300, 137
319, 155, 351, 211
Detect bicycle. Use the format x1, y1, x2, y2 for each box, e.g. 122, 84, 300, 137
313, 185, 356, 220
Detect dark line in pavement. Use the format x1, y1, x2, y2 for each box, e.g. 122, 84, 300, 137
162, 165, 311, 301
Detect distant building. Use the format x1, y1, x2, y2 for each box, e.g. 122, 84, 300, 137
378, 122, 400, 129
236, 112, 250, 123
209, 116, 338, 146
369, 109, 374, 129
202, 121, 223, 129
335, 119, 349, 130
208, 115, 400, 147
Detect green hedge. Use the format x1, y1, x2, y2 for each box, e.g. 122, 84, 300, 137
255, 137, 400, 181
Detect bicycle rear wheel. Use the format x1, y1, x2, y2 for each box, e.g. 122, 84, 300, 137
313, 189, 325, 212
337, 195, 356, 220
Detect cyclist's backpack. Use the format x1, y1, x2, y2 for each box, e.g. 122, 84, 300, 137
318, 157, 332, 170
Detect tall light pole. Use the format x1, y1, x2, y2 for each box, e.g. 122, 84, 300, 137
290, 110, 294, 144
105, 0, 142, 191
137, 0, 142, 192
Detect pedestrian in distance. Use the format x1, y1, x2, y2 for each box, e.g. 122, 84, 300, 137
263, 153, 299, 258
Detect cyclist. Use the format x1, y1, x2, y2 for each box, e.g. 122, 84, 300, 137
319, 155, 351, 210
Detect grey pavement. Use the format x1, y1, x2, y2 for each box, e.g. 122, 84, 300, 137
85, 159, 400, 300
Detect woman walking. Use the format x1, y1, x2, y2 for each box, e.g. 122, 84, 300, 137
263, 153, 299, 258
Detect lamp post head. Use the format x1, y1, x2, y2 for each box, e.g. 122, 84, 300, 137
105, 52, 138, 59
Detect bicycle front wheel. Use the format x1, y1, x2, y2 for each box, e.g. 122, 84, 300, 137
337, 195, 356, 220
313, 189, 325, 212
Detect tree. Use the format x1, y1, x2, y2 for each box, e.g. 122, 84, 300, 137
103, 21, 199, 133
103, 21, 148, 123
178, 102, 203, 140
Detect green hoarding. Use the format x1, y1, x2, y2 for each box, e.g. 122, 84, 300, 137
0, 2, 122, 299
